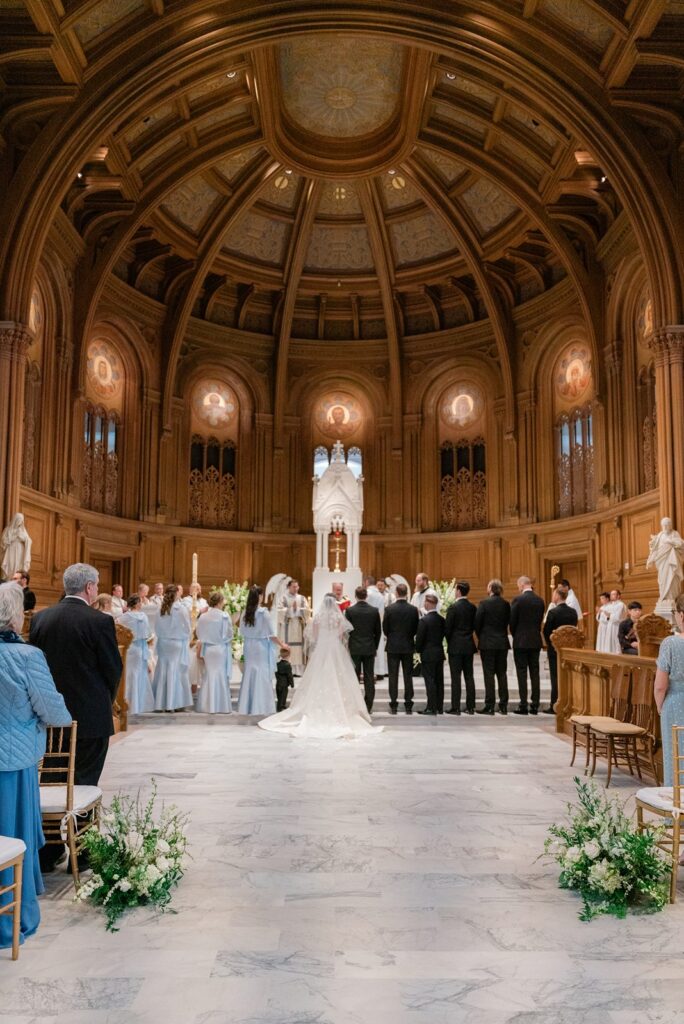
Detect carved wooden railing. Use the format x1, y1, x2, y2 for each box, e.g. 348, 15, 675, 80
636, 613, 672, 658
113, 622, 133, 733
556, 647, 662, 779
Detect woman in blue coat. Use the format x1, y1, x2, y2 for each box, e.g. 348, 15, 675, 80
0, 582, 71, 949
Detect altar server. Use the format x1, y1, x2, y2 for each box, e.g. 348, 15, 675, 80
596, 588, 628, 654
152, 585, 192, 710
196, 592, 233, 714
118, 595, 154, 714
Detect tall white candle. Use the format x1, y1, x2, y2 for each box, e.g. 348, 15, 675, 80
192, 552, 198, 585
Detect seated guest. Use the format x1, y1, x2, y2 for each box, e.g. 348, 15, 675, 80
542, 586, 578, 713
654, 593, 684, 793
0, 582, 71, 949
444, 581, 477, 715
196, 592, 233, 714
152, 585, 192, 711
618, 601, 643, 655
119, 595, 154, 714
111, 585, 126, 618
383, 583, 419, 714
11, 571, 35, 611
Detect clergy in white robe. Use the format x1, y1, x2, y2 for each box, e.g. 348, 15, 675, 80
196, 595, 233, 713
596, 592, 628, 654
365, 578, 388, 676
277, 581, 310, 676
119, 603, 154, 714
411, 573, 441, 617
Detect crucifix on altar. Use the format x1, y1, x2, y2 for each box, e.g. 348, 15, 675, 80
311, 440, 364, 610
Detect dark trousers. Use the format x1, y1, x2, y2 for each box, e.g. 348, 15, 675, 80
387, 653, 414, 709
352, 654, 375, 712
547, 647, 558, 708
422, 658, 444, 712
513, 648, 541, 710
39, 735, 109, 870
276, 680, 291, 712
480, 649, 509, 709
448, 652, 475, 711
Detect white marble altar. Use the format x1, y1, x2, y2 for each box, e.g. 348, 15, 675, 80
2, 666, 682, 1023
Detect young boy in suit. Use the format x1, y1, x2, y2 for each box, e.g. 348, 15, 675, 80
275, 647, 294, 711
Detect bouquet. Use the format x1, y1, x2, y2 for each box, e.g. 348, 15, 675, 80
75, 781, 189, 931
431, 579, 458, 614
543, 778, 670, 921
210, 580, 250, 659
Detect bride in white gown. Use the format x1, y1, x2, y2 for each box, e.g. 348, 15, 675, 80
258, 594, 383, 739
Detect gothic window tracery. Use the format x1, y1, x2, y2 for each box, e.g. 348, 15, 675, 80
440, 439, 487, 530
637, 364, 657, 492
82, 404, 120, 514
555, 406, 594, 517
189, 435, 236, 528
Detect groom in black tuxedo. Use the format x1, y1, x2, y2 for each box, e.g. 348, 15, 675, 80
345, 586, 382, 712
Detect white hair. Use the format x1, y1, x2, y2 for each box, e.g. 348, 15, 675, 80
0, 582, 25, 632
63, 562, 98, 595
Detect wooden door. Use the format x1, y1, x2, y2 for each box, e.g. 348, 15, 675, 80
91, 558, 126, 596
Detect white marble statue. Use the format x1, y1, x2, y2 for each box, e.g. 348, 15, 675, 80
1, 512, 32, 579
647, 516, 684, 610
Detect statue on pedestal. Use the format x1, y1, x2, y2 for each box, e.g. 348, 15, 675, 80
1, 513, 32, 579
647, 516, 684, 617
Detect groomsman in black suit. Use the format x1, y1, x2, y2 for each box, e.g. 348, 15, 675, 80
510, 575, 546, 715
444, 580, 477, 715
416, 594, 446, 715
543, 585, 578, 713
382, 583, 419, 714
474, 579, 511, 715
345, 586, 382, 712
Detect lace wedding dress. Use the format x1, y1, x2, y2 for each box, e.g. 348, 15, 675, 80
258, 595, 383, 739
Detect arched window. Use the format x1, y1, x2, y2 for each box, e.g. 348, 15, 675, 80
637, 364, 657, 492
555, 406, 594, 517
440, 439, 487, 530
82, 404, 120, 514
189, 435, 236, 528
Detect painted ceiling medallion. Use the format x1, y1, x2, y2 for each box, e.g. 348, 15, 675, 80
315, 393, 362, 439
440, 384, 484, 429
87, 340, 123, 399
192, 380, 238, 428
555, 345, 592, 401
279, 36, 404, 138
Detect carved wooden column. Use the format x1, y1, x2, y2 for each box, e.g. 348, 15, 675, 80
254, 413, 273, 531
494, 398, 518, 525
403, 413, 421, 531
53, 337, 74, 500
650, 326, 684, 525
603, 340, 624, 502
139, 387, 160, 520
516, 390, 537, 523
0, 322, 31, 525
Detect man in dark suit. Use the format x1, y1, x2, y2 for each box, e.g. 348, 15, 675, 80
383, 583, 419, 714
510, 575, 546, 715
30, 562, 122, 784
542, 585, 578, 713
345, 586, 381, 712
12, 570, 36, 610
444, 580, 477, 715
415, 594, 446, 715
618, 601, 642, 656
474, 579, 511, 715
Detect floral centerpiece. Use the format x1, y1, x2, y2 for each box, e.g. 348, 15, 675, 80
75, 781, 189, 931
431, 578, 458, 614
210, 580, 250, 659
543, 778, 670, 921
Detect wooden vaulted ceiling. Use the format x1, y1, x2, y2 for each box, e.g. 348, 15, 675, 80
1, 0, 682, 431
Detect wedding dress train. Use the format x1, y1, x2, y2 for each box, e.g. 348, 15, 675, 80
259, 595, 383, 739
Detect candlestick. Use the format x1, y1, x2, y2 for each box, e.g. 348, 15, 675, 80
192, 551, 198, 586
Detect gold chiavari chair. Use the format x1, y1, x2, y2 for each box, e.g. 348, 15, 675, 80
636, 725, 684, 903
39, 724, 102, 888
0, 837, 25, 960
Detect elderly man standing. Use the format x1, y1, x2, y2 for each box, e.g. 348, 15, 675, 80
30, 563, 122, 788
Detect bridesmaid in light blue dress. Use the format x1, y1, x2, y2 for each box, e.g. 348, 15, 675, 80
152, 586, 192, 711
238, 586, 288, 715
654, 594, 684, 786
118, 596, 154, 715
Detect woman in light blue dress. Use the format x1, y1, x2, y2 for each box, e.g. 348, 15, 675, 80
196, 592, 233, 714
152, 586, 192, 711
237, 586, 289, 715
119, 596, 154, 715
654, 593, 684, 787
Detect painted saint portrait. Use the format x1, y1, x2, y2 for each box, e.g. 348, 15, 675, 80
86, 340, 122, 399
555, 345, 591, 402
315, 393, 361, 439
192, 380, 238, 429
440, 384, 483, 429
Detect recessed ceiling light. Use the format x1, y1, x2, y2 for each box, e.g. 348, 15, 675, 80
274, 174, 289, 190
445, 71, 456, 80
226, 71, 237, 78
285, 168, 293, 175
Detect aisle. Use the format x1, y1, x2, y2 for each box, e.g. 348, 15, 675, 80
1, 707, 682, 1023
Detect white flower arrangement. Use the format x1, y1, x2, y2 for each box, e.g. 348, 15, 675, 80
210, 580, 250, 659
543, 778, 670, 921
75, 780, 189, 931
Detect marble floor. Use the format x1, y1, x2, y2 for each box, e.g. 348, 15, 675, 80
1, 665, 682, 1024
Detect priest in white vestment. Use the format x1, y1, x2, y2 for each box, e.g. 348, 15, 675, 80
277, 579, 311, 677
365, 576, 388, 677
411, 572, 440, 617
596, 589, 628, 653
